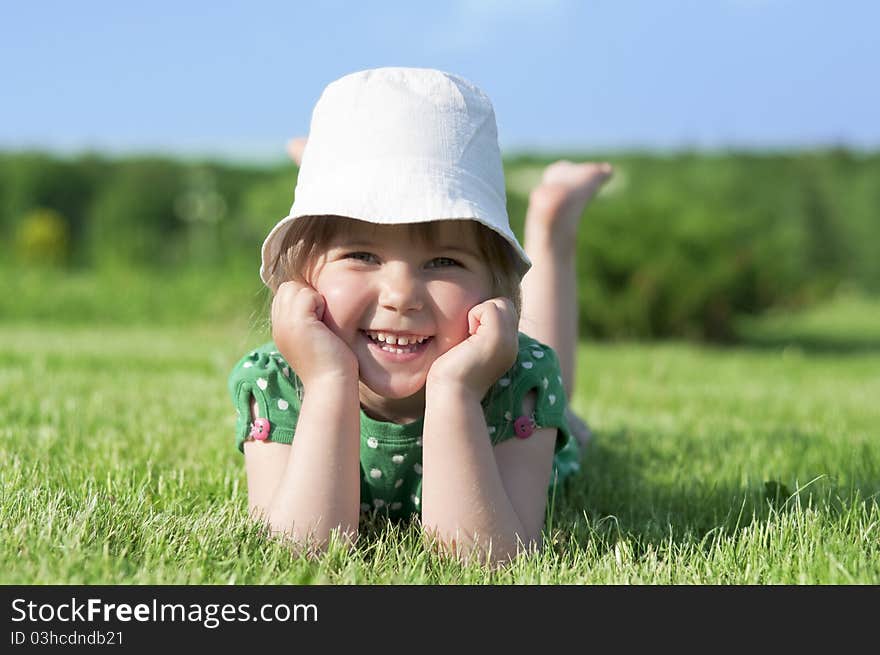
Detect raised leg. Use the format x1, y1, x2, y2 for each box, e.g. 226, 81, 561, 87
518, 161, 613, 447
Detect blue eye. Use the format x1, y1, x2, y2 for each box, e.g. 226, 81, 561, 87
428, 257, 460, 268
346, 252, 378, 263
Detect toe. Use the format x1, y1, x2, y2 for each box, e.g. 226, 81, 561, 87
286, 137, 308, 165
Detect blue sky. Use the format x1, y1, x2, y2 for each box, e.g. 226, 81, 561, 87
3, 0, 878, 162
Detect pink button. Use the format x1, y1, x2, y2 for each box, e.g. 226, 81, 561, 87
514, 415, 536, 439
250, 417, 270, 441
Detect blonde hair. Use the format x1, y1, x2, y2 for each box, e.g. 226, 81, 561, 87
266, 215, 523, 319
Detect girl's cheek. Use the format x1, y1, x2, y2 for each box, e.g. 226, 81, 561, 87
319, 283, 364, 336
438, 293, 482, 347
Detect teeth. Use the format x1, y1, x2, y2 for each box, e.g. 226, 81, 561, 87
366, 331, 428, 345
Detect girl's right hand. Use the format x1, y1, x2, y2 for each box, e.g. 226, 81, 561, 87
271, 280, 359, 386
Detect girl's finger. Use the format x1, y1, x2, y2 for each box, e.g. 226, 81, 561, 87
291, 286, 324, 322
486, 297, 516, 333
490, 296, 514, 315
467, 306, 482, 335
467, 300, 500, 336
272, 281, 301, 317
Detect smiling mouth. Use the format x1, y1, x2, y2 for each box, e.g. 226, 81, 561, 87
361, 330, 433, 354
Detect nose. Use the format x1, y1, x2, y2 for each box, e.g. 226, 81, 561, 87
378, 263, 424, 313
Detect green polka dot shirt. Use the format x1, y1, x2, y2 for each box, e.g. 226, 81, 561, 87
228, 332, 581, 521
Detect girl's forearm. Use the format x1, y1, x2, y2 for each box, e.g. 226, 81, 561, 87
265, 375, 361, 547
421, 382, 532, 563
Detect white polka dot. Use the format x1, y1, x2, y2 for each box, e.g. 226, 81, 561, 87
395, 479, 404, 488
558, 375, 563, 384
370, 468, 382, 479
416, 437, 422, 446
504, 411, 513, 421
360, 503, 370, 512
243, 361, 253, 368
413, 463, 422, 475
521, 361, 534, 369
373, 498, 385, 508
412, 495, 420, 506
391, 502, 402, 510
543, 377, 549, 389
367, 437, 379, 449
498, 377, 511, 387
488, 426, 496, 435
256, 378, 268, 390
548, 394, 557, 405
282, 367, 290, 378
532, 350, 544, 359
277, 399, 289, 410
392, 454, 405, 464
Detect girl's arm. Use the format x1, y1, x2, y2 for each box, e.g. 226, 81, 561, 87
422, 385, 556, 565
421, 297, 556, 564
244, 280, 362, 551
244, 373, 361, 550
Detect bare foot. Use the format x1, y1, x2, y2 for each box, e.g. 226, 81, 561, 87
524, 161, 613, 246
286, 137, 308, 166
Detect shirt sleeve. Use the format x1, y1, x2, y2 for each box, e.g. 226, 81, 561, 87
227, 343, 302, 453
481, 333, 574, 454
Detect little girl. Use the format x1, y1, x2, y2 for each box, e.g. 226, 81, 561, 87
228, 68, 612, 564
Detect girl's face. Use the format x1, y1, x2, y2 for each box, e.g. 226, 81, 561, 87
310, 220, 494, 422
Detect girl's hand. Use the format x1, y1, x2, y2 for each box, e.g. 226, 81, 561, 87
271, 280, 358, 387
426, 297, 519, 400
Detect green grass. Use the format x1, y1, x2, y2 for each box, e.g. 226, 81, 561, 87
1, 299, 879, 584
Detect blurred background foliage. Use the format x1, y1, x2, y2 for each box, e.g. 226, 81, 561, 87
1, 149, 877, 341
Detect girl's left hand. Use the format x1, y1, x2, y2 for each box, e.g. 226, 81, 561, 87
426, 297, 519, 400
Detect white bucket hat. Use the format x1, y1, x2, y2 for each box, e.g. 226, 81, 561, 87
259, 67, 531, 286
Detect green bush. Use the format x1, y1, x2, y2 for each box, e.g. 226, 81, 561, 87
86, 158, 189, 268
0, 152, 105, 265
14, 208, 70, 266
0, 150, 877, 338
506, 152, 878, 340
